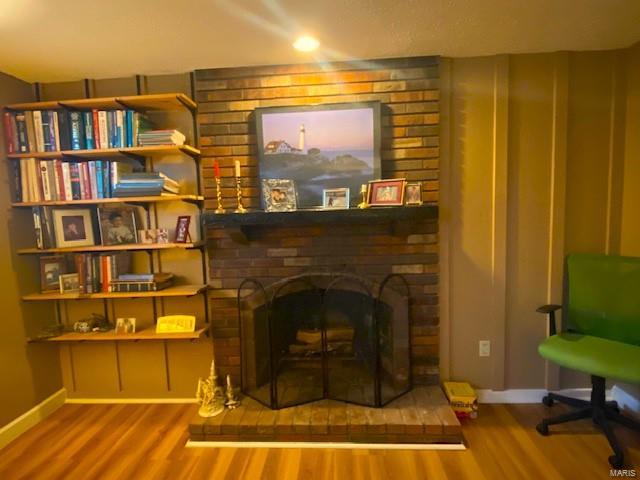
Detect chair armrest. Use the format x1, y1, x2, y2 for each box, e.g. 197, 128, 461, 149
536, 304, 562, 336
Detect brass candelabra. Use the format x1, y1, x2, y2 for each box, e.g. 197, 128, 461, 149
234, 177, 247, 213
357, 184, 370, 209
214, 177, 226, 214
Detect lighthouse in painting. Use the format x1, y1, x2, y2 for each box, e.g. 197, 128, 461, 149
298, 123, 305, 152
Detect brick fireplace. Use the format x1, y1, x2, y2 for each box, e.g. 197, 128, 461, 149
196, 56, 440, 387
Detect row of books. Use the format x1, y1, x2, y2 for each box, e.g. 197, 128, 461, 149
113, 172, 180, 197
3, 109, 154, 154
72, 252, 131, 294
17, 159, 138, 203
138, 130, 186, 147
110, 272, 175, 292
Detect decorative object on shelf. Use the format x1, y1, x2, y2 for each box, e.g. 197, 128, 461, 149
234, 160, 247, 214
156, 314, 196, 333
52, 208, 95, 247
138, 228, 169, 244
367, 178, 406, 207
404, 182, 422, 206
174, 215, 192, 243
59, 273, 80, 293
72, 313, 109, 333
261, 178, 297, 212
98, 205, 138, 246
115, 317, 136, 334
357, 183, 370, 209
322, 188, 350, 210
213, 160, 225, 214
225, 374, 240, 409
255, 102, 382, 208
40, 255, 66, 292
196, 360, 225, 418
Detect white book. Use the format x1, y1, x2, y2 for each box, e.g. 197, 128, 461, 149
29, 159, 41, 201
88, 161, 98, 200
20, 159, 29, 202
51, 160, 61, 201
98, 111, 108, 149
32, 111, 45, 152
39, 161, 51, 201
61, 162, 73, 200
52, 112, 61, 152
116, 110, 124, 148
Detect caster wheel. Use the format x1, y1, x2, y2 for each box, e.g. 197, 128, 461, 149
607, 402, 620, 414
608, 454, 623, 469
536, 422, 549, 436
542, 395, 554, 407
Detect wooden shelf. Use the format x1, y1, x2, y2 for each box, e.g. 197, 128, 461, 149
18, 241, 204, 254
22, 284, 208, 301
7, 144, 200, 160
6, 93, 197, 113
31, 326, 208, 342
12, 194, 204, 207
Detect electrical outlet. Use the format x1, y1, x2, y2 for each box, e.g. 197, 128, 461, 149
479, 340, 491, 357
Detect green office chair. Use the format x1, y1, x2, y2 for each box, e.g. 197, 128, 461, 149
536, 253, 640, 468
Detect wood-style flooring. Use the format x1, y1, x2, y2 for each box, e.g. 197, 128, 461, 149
0, 402, 638, 479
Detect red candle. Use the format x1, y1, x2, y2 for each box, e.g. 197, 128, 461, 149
213, 160, 220, 179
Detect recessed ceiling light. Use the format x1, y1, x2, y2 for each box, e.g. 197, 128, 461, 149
293, 35, 320, 52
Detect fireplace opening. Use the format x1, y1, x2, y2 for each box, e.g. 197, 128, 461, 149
238, 273, 411, 409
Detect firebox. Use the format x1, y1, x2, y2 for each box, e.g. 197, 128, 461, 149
237, 273, 411, 409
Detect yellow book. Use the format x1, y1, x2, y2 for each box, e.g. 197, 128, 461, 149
443, 381, 478, 418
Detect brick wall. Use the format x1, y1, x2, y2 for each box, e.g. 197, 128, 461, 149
195, 57, 440, 385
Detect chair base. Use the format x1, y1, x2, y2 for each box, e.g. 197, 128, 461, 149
536, 375, 640, 468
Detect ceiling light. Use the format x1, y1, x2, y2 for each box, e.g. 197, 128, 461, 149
293, 36, 320, 52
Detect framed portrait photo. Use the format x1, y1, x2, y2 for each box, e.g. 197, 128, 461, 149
40, 255, 66, 292
59, 273, 80, 294
261, 178, 297, 212
52, 208, 95, 248
115, 317, 136, 334
98, 206, 138, 246
367, 179, 406, 206
404, 182, 422, 206
322, 188, 350, 210
174, 216, 192, 243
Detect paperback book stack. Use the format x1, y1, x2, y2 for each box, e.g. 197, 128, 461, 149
112, 172, 180, 197
74, 252, 132, 294
109, 272, 174, 292
137, 130, 186, 146
3, 110, 154, 153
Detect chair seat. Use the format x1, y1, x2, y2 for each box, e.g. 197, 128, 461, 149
539, 333, 640, 384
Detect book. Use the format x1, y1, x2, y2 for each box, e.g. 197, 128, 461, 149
82, 111, 95, 149
24, 111, 36, 153
52, 111, 61, 152
15, 113, 29, 152
98, 111, 108, 149
116, 272, 174, 282
32, 111, 45, 152
57, 110, 71, 151
3, 112, 14, 153
92, 110, 100, 149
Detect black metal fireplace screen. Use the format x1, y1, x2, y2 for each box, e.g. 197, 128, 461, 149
237, 273, 411, 409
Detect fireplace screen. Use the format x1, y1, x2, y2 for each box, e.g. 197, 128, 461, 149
238, 273, 411, 409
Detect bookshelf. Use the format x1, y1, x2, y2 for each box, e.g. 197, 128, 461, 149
5, 91, 210, 343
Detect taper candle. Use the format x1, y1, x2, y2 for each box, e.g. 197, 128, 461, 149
234, 160, 241, 178
213, 159, 220, 179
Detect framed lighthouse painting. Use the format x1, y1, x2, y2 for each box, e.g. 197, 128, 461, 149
255, 102, 381, 209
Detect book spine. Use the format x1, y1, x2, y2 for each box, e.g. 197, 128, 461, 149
41, 111, 52, 152
69, 163, 81, 200
92, 109, 100, 149
10, 113, 20, 153
57, 111, 71, 151
74, 254, 86, 294
108, 111, 116, 148
95, 161, 104, 198
54, 160, 65, 201
101, 256, 108, 293
52, 111, 60, 152
41, 207, 54, 248
61, 162, 73, 200
32, 207, 43, 249
83, 111, 94, 149
12, 159, 22, 203
3, 112, 14, 153
33, 111, 44, 152
80, 162, 91, 199
15, 113, 29, 152
98, 111, 108, 149
125, 110, 134, 148
85, 254, 93, 294
47, 160, 57, 201
20, 160, 29, 202
88, 161, 98, 199
69, 112, 83, 150
104, 161, 111, 198
39, 161, 51, 201
116, 110, 124, 148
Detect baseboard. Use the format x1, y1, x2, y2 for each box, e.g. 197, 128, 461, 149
611, 385, 640, 419
185, 440, 466, 450
65, 397, 197, 404
476, 388, 611, 404
0, 388, 67, 450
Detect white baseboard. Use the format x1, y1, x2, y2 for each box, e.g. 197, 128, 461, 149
186, 440, 466, 450
65, 398, 197, 404
476, 388, 610, 404
0, 388, 67, 450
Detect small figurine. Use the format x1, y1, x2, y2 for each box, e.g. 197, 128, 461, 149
224, 374, 240, 409
195, 360, 225, 417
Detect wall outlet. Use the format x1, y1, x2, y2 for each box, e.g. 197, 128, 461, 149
479, 340, 491, 357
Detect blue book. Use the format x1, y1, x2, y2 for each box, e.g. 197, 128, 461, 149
125, 111, 134, 148
108, 111, 115, 148
82, 112, 94, 149
95, 161, 104, 198
69, 112, 85, 150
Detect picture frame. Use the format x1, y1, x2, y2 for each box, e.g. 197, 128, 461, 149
404, 182, 422, 206
115, 317, 136, 334
52, 208, 95, 248
98, 206, 138, 246
367, 179, 406, 206
174, 216, 192, 243
138, 228, 169, 244
40, 255, 66, 292
322, 188, 350, 209
261, 178, 298, 212
59, 273, 80, 294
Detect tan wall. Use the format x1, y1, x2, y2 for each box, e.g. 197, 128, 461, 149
441, 47, 636, 390
0, 72, 62, 425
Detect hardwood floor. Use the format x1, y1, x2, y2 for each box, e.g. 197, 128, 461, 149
0, 402, 638, 479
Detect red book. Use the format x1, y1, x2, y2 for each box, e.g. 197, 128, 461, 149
101, 256, 109, 293
81, 162, 92, 198
55, 160, 66, 201
3, 112, 14, 153
92, 109, 100, 149
74, 254, 86, 294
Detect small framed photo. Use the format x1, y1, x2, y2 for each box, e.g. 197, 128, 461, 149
174, 216, 192, 243
52, 209, 95, 248
261, 179, 297, 212
323, 188, 350, 209
368, 179, 406, 206
404, 182, 422, 206
59, 273, 80, 294
138, 228, 170, 244
115, 317, 136, 334
40, 255, 66, 292
98, 206, 138, 246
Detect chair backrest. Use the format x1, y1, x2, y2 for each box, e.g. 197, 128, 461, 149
567, 253, 640, 346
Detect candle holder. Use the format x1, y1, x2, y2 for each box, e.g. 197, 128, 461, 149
214, 177, 226, 214
234, 177, 247, 214
357, 184, 370, 209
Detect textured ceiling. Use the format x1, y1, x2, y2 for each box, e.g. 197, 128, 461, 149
0, 0, 639, 82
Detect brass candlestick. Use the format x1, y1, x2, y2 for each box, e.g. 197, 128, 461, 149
357, 184, 370, 209
214, 177, 226, 214
234, 177, 247, 213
